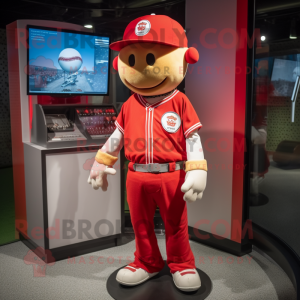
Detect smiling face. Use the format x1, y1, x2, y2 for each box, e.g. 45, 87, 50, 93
118, 43, 188, 96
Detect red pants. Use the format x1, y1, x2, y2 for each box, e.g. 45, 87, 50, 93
126, 163, 196, 274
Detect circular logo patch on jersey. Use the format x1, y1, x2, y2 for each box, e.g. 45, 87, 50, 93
135, 20, 151, 36
161, 112, 181, 133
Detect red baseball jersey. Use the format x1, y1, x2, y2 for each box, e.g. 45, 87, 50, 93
115, 89, 202, 164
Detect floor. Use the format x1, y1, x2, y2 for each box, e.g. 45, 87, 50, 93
0, 167, 18, 245
0, 235, 296, 300
250, 161, 300, 258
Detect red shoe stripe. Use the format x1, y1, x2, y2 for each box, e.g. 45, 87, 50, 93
124, 267, 136, 272
180, 271, 196, 276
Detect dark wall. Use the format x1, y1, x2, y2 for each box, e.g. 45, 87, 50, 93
0, 29, 12, 168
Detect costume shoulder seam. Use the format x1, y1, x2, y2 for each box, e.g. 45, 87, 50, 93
174, 90, 188, 102
175, 90, 187, 98
122, 94, 136, 107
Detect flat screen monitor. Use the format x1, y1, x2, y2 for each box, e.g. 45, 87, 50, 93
27, 25, 110, 95
270, 58, 298, 97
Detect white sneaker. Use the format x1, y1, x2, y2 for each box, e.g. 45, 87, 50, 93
172, 269, 201, 292
116, 265, 159, 286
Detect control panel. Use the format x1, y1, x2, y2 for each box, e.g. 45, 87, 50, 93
76, 107, 117, 138
31, 104, 118, 148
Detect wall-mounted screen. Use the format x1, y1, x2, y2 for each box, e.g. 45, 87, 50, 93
270, 58, 299, 97
27, 25, 110, 95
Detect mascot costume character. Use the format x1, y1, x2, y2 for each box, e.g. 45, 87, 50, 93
88, 14, 207, 292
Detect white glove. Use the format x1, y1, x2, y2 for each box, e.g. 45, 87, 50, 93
181, 169, 207, 203
87, 160, 116, 191
87, 128, 124, 191
182, 129, 207, 202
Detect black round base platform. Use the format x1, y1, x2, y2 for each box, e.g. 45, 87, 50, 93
107, 262, 212, 300
250, 193, 269, 206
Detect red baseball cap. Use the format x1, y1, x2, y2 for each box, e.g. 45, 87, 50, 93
109, 14, 188, 51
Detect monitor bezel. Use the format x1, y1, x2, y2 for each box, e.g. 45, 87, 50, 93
26, 24, 111, 97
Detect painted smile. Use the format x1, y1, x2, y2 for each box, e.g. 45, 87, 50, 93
125, 77, 167, 90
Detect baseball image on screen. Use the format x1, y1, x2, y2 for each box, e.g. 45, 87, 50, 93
28, 26, 110, 95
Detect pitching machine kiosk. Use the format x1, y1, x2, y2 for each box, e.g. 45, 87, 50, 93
6, 20, 123, 262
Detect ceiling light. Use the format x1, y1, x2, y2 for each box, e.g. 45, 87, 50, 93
84, 10, 93, 29
261, 35, 266, 41
290, 19, 297, 39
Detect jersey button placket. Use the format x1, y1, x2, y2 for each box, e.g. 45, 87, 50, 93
145, 106, 148, 164
149, 107, 153, 164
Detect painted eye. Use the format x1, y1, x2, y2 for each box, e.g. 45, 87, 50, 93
146, 53, 155, 66
128, 54, 135, 67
